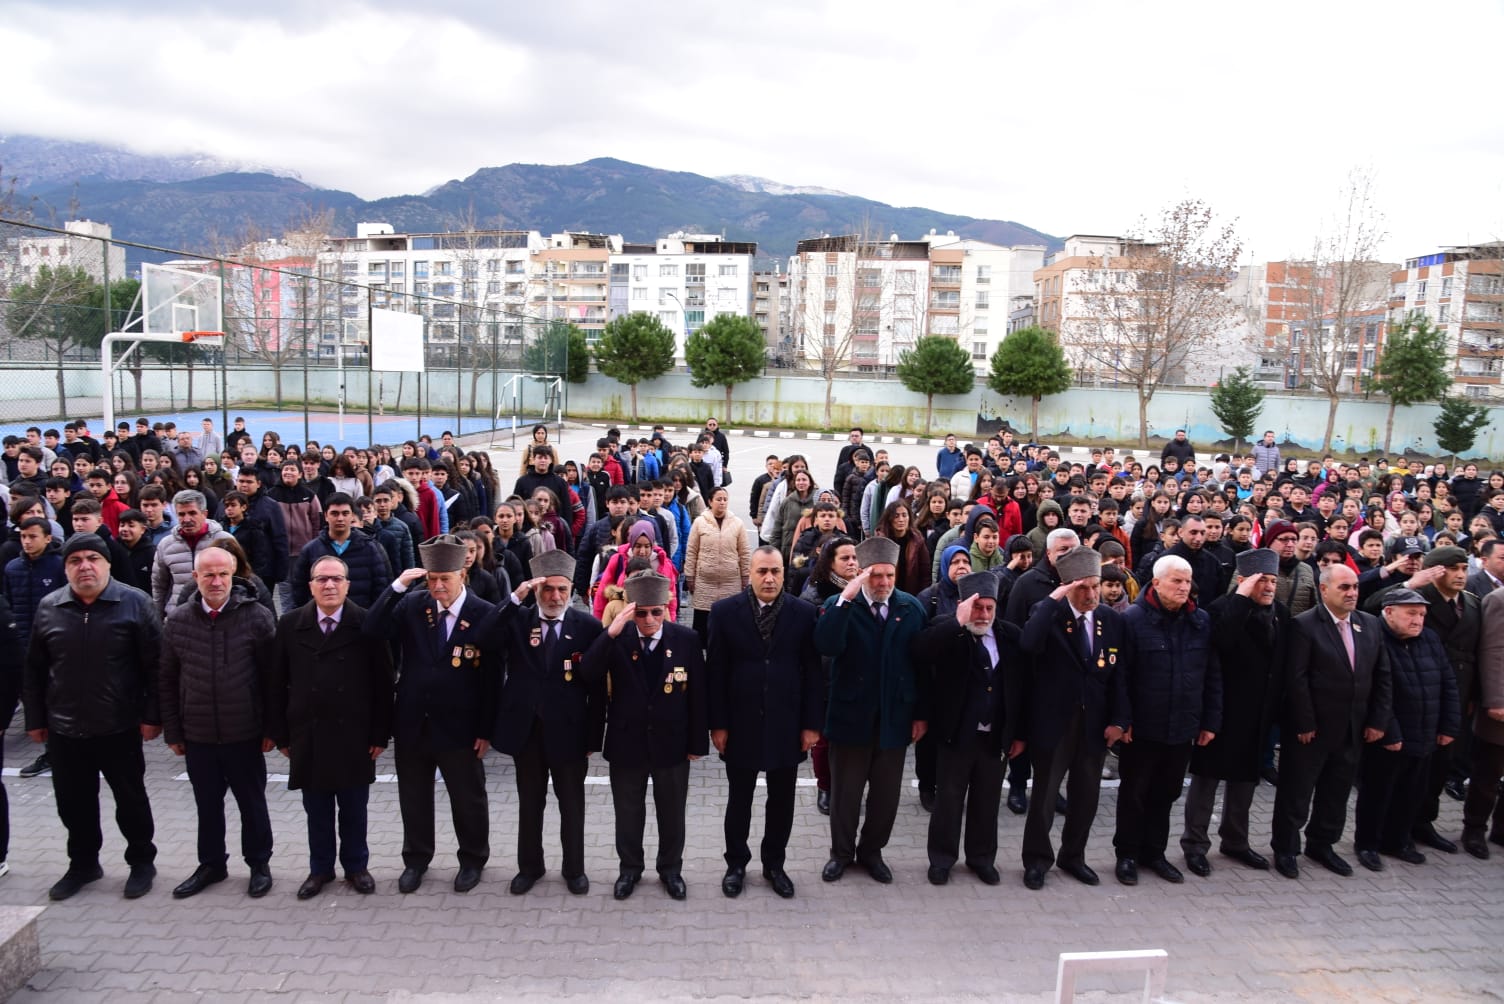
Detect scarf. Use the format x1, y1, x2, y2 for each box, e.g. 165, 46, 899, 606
750, 586, 784, 643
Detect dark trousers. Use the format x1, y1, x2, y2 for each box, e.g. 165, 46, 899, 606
1114, 739, 1192, 864
395, 734, 489, 871
301, 785, 369, 877
1417, 728, 1467, 825
1007, 746, 1033, 793
49, 730, 156, 870
609, 760, 690, 877
927, 733, 1002, 870
1354, 746, 1426, 852
1271, 739, 1359, 855
828, 743, 906, 863
810, 736, 831, 792
184, 739, 272, 869
1463, 737, 1504, 835
1181, 775, 1257, 857
513, 720, 587, 879
914, 734, 936, 796
724, 764, 797, 870
1022, 715, 1108, 871
692, 608, 711, 652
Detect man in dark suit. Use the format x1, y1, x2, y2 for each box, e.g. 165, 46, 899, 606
1271, 563, 1392, 879
268, 555, 394, 900
583, 572, 708, 901
917, 572, 1024, 887
365, 534, 499, 894
706, 545, 823, 899
1466, 538, 1504, 597
488, 550, 604, 896
1018, 546, 1131, 890
815, 536, 928, 885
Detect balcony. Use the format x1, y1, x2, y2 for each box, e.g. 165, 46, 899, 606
931, 268, 962, 284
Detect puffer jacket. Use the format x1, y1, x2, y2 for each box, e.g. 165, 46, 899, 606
684, 509, 750, 611
24, 579, 161, 737
289, 529, 394, 609
267, 481, 323, 557
1379, 624, 1460, 756
1120, 586, 1222, 744
160, 579, 276, 745
151, 519, 232, 616
3, 540, 64, 648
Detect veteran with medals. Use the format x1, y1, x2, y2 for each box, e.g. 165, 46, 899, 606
488, 549, 605, 896
583, 571, 708, 901
365, 534, 500, 894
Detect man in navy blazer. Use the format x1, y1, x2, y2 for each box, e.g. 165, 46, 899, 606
583, 571, 708, 902
365, 534, 500, 895
706, 546, 824, 900
488, 549, 605, 896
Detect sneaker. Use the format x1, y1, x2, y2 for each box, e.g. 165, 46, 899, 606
1101, 751, 1120, 781
0, 861, 10, 879
19, 753, 51, 778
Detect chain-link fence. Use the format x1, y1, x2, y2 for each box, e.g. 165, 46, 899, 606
0, 217, 575, 449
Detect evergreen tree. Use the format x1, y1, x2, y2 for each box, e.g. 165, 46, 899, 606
1433, 395, 1492, 463
1372, 312, 1451, 453
1208, 365, 1265, 453
684, 314, 765, 418
592, 311, 677, 421
896, 335, 977, 436
985, 326, 1072, 437
523, 321, 590, 383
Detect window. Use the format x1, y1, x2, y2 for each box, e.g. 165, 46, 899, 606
388, 262, 405, 277
1416, 279, 1427, 300
975, 292, 990, 310
487, 280, 501, 295
893, 318, 914, 339
685, 310, 705, 328
660, 264, 679, 277
1439, 304, 1449, 323
413, 261, 430, 279
824, 309, 837, 326
434, 282, 456, 298
434, 261, 453, 277
686, 263, 705, 284
1442, 276, 1453, 297
414, 282, 429, 296
485, 260, 500, 273
658, 288, 677, 305
826, 264, 839, 277
718, 263, 738, 277
972, 341, 988, 360
895, 270, 916, 293
633, 264, 647, 280
858, 269, 882, 288
632, 286, 648, 300
461, 261, 477, 279
368, 261, 387, 276
975, 266, 991, 284
659, 311, 677, 326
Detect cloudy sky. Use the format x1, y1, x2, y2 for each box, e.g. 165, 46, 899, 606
4, 0, 1502, 262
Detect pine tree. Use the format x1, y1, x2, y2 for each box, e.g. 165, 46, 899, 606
684, 314, 766, 418
896, 335, 977, 436
1208, 366, 1265, 453
1433, 395, 1492, 463
986, 326, 1072, 437
593, 312, 677, 421
1372, 312, 1450, 453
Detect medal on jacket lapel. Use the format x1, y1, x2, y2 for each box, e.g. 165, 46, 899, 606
451, 645, 463, 668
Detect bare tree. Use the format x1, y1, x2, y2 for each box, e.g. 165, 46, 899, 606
1073, 199, 1243, 448
1288, 169, 1390, 451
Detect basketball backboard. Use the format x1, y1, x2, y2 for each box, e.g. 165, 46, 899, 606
142, 262, 222, 335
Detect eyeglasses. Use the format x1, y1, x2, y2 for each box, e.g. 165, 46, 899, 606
632, 607, 666, 618
313, 575, 347, 585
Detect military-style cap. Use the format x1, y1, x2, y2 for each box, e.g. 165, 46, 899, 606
855, 536, 900, 569
1386, 536, 1425, 558
1055, 545, 1102, 584
1423, 545, 1468, 568
957, 571, 998, 601
624, 571, 671, 607
1381, 587, 1429, 607
418, 533, 467, 573
530, 550, 575, 581
1236, 548, 1279, 578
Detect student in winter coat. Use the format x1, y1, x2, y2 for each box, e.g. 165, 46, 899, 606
683, 488, 751, 647
591, 520, 679, 623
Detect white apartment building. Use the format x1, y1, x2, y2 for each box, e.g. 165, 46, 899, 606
787, 234, 931, 371
1389, 242, 1504, 399
921, 233, 1045, 369
608, 233, 756, 361
5, 219, 126, 286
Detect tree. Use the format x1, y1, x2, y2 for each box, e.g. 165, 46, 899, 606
986, 325, 1072, 437
1434, 395, 1492, 462
593, 311, 676, 421
3, 265, 102, 417
522, 321, 589, 383
1371, 311, 1450, 454
1289, 168, 1391, 451
1074, 198, 1243, 448
1208, 365, 1265, 453
684, 313, 766, 418
894, 335, 975, 436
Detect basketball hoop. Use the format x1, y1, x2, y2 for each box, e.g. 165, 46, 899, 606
180, 330, 224, 344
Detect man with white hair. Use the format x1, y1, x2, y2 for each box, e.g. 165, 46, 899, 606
1113, 554, 1222, 886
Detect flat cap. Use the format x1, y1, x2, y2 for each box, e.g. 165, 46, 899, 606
1381, 587, 1429, 607
1055, 545, 1102, 584
855, 536, 900, 569
1236, 548, 1279, 578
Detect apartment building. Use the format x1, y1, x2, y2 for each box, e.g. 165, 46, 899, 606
5, 219, 126, 286
921, 234, 1045, 368
751, 271, 793, 366
607, 233, 757, 360
1389, 243, 1504, 399
787, 234, 930, 371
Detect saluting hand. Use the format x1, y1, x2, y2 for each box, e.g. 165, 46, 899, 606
513, 576, 547, 601
397, 567, 427, 588
608, 603, 636, 638
839, 568, 871, 603
954, 593, 976, 625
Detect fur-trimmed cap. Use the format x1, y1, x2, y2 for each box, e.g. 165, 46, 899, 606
1055, 545, 1102, 584
855, 536, 900, 569
623, 571, 671, 607
418, 534, 468, 573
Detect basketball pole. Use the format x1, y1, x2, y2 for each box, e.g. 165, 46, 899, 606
101, 331, 223, 432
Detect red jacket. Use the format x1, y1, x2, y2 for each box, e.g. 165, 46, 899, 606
977, 496, 1023, 540
414, 480, 442, 539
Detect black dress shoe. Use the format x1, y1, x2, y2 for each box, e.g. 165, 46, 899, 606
1444, 779, 1467, 801
347, 871, 376, 895
660, 873, 687, 900
171, 864, 227, 900
1356, 849, 1384, 872
1114, 858, 1138, 886
49, 864, 104, 902
1274, 853, 1300, 879
721, 866, 745, 898
1384, 844, 1425, 865
1220, 847, 1269, 870
1260, 766, 1279, 787
816, 789, 831, 815
123, 864, 155, 900
613, 871, 639, 900
967, 862, 1001, 886
1462, 829, 1490, 860
566, 874, 590, 895
1006, 789, 1027, 815
297, 873, 334, 900
821, 858, 846, 882
248, 864, 273, 899
763, 867, 795, 899
454, 866, 483, 893
1184, 853, 1211, 877
1412, 824, 1458, 854
509, 871, 543, 895
397, 866, 426, 894
1055, 793, 1068, 815
1147, 859, 1184, 884
861, 856, 893, 884
1023, 866, 1045, 890
1304, 846, 1353, 877
919, 789, 936, 813
927, 865, 949, 886
1060, 860, 1099, 886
